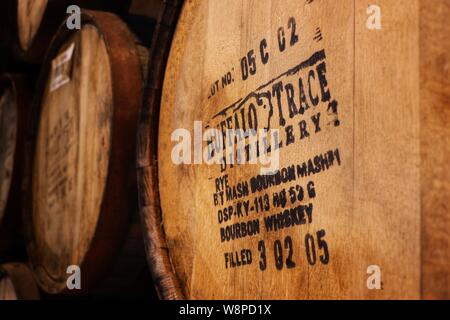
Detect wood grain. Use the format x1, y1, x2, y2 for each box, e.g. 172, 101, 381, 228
420, 0, 450, 300
353, 0, 421, 299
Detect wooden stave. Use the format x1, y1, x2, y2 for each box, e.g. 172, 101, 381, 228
0, 263, 40, 300
0, 74, 31, 264
22, 10, 152, 296
138, 0, 450, 300
0, 0, 132, 64
420, 1, 450, 300
136, 0, 184, 300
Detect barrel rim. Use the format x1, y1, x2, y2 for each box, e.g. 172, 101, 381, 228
136, 0, 185, 300
22, 10, 144, 295
0, 0, 134, 64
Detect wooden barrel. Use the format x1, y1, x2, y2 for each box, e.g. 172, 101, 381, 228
23, 10, 153, 297
137, 0, 184, 300
0, 263, 40, 300
137, 0, 450, 299
0, 74, 31, 263
0, 0, 132, 63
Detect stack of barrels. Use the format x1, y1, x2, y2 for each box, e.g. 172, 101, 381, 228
0, 0, 449, 300
0, 0, 160, 299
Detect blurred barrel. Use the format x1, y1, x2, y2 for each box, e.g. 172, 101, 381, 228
0, 0, 132, 63
137, 0, 450, 299
23, 10, 153, 297
0, 74, 31, 263
0, 263, 40, 300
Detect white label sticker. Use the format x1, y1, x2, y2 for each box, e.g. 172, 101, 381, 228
50, 43, 75, 92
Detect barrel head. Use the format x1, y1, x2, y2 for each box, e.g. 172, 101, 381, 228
31, 24, 113, 293
158, 0, 422, 299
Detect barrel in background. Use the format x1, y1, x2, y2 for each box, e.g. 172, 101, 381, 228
0, 0, 132, 64
22, 10, 154, 297
0, 263, 40, 300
